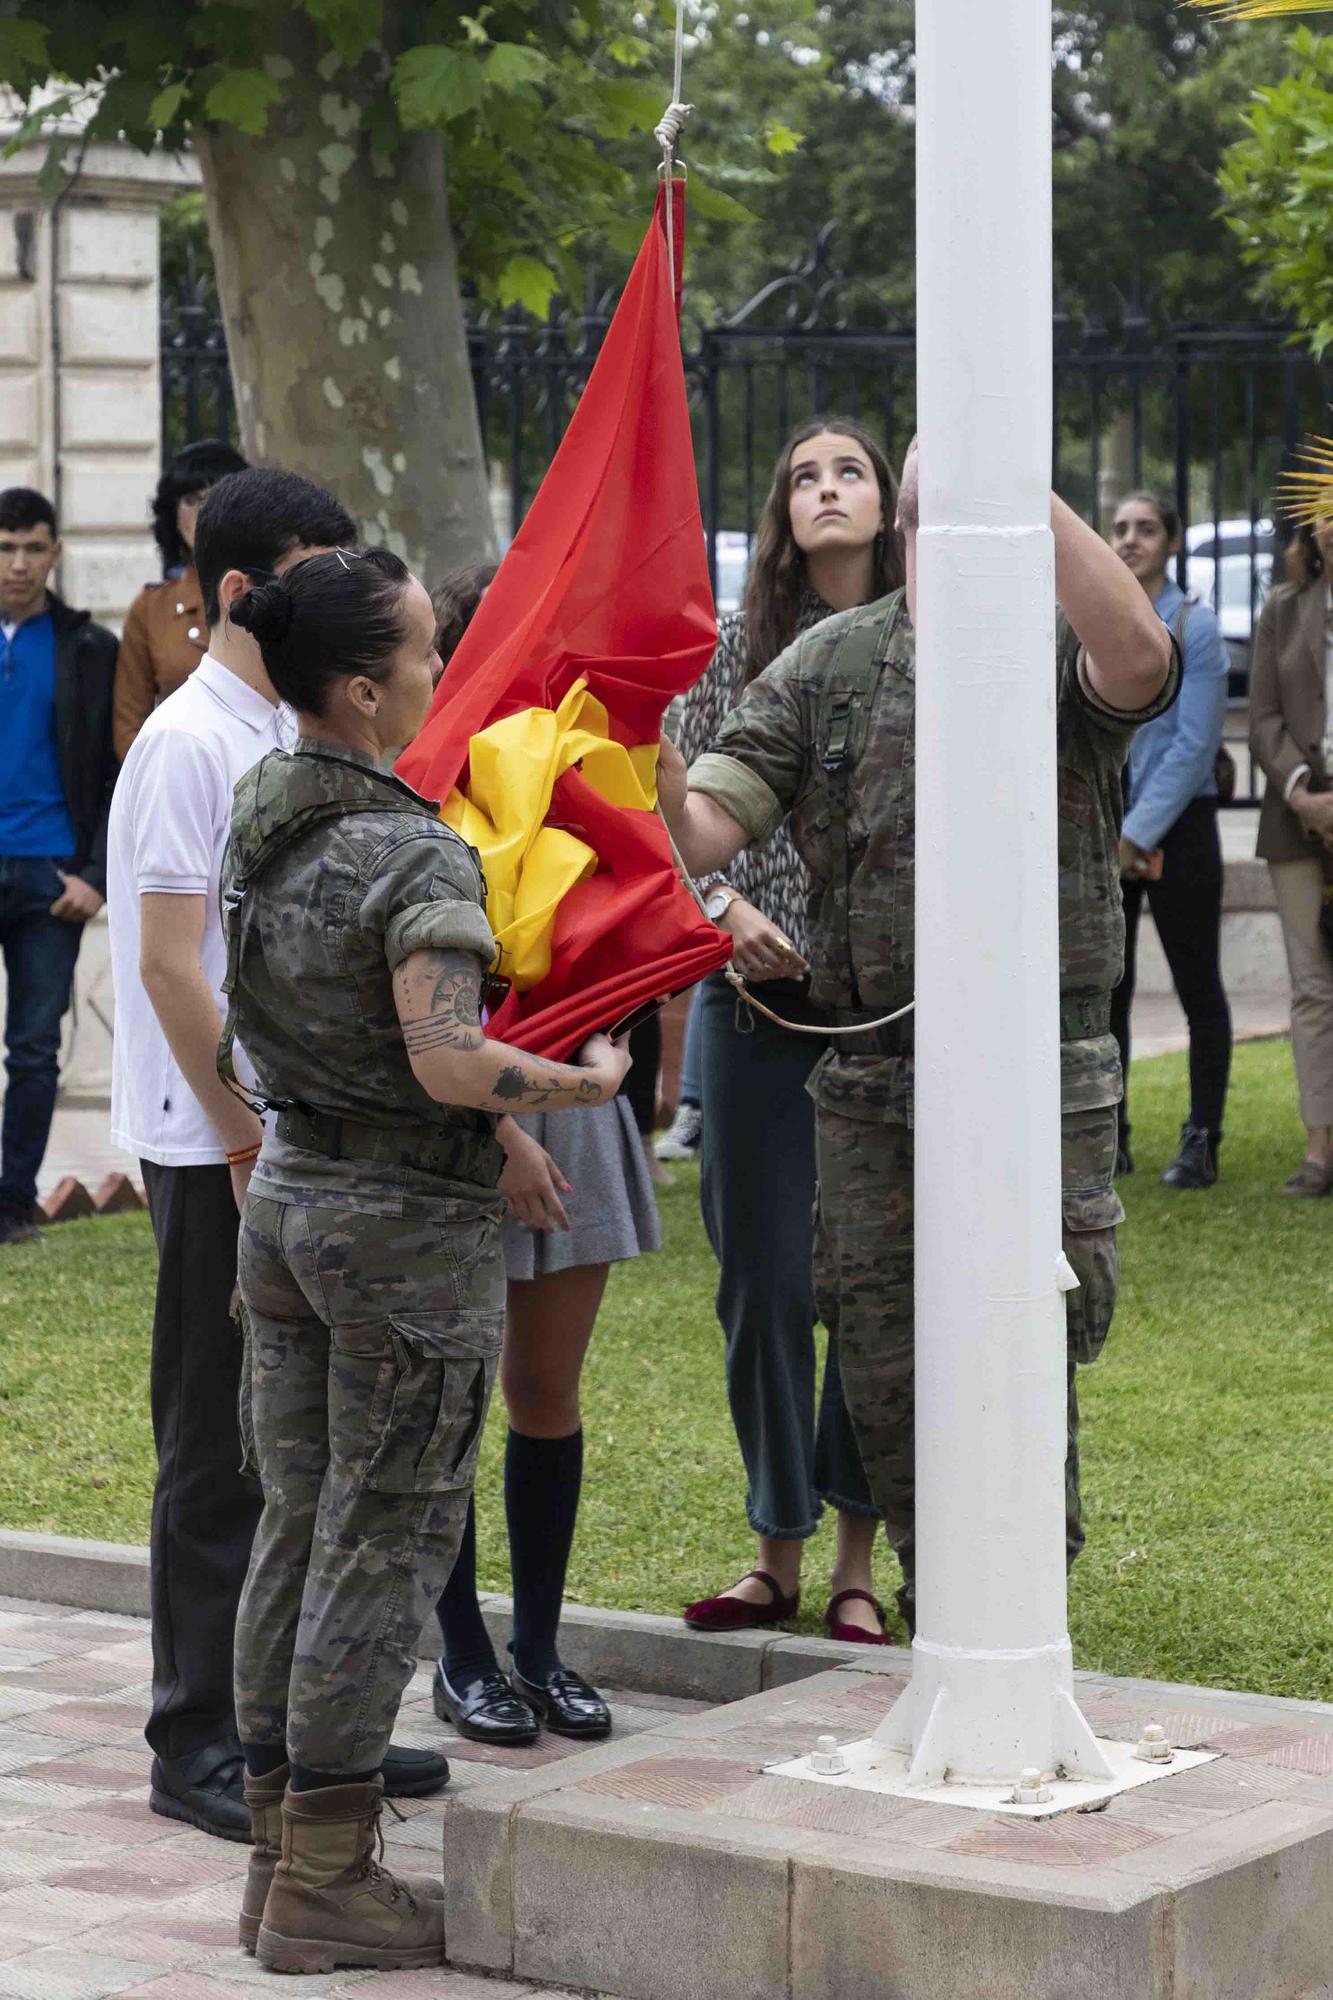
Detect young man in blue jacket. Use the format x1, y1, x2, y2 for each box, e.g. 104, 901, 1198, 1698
0, 488, 117, 1245
1110, 491, 1232, 1189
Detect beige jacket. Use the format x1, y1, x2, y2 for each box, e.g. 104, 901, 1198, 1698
1249, 577, 1328, 864
111, 566, 208, 760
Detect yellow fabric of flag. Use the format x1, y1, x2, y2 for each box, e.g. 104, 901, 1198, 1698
440, 678, 660, 991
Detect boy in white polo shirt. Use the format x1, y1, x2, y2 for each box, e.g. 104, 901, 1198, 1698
109, 469, 450, 1839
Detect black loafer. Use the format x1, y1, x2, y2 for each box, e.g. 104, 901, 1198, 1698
509, 1664, 611, 1740
381, 1742, 451, 1796
433, 1662, 540, 1745
150, 1739, 250, 1843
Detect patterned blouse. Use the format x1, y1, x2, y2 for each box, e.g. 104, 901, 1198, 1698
674, 589, 837, 960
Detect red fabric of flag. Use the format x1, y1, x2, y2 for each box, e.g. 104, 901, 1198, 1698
397, 182, 731, 1059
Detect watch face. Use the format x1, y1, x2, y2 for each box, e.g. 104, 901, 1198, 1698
705, 893, 728, 920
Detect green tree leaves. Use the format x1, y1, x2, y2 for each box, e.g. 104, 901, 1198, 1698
1217, 25, 1333, 352
201, 68, 282, 135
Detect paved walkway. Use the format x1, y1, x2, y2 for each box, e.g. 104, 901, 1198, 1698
0, 1595, 695, 1998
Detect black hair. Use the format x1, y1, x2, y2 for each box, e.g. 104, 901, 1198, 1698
193, 467, 356, 625
431, 562, 497, 665
228, 547, 412, 714
0, 487, 57, 537
151, 439, 248, 570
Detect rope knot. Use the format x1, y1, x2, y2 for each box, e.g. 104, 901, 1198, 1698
655, 100, 693, 155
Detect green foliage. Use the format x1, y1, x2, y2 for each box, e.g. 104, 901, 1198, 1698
1217, 25, 1333, 353
0, 0, 799, 307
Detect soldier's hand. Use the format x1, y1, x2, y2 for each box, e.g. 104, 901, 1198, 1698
721, 897, 808, 982
498, 1124, 572, 1231
573, 1031, 633, 1101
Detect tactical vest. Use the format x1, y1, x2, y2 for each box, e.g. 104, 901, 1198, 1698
219, 748, 503, 1186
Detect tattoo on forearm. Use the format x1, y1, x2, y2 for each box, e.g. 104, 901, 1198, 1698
492, 1063, 601, 1109
396, 947, 602, 1108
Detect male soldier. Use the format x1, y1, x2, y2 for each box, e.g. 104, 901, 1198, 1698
658, 441, 1179, 1631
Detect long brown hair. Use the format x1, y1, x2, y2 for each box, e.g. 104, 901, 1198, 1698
740, 416, 903, 681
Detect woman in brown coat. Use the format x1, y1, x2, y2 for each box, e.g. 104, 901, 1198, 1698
112, 440, 246, 759
1248, 514, 1333, 1194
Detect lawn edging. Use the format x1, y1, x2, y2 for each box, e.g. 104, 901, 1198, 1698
5, 1525, 1333, 1727
0, 1524, 911, 1701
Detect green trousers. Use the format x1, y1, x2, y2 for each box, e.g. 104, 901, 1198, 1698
234, 1192, 503, 1774
813, 1101, 1121, 1620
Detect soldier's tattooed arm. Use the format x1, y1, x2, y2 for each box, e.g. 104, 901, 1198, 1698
393, 948, 630, 1111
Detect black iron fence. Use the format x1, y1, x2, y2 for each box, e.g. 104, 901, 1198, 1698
163, 228, 1333, 805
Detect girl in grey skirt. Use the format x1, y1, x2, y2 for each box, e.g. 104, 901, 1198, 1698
427, 566, 660, 1746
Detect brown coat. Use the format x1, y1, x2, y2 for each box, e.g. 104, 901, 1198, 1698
1249, 577, 1329, 864
111, 566, 208, 760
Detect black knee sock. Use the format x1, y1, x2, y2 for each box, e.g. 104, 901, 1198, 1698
435, 1496, 499, 1685
506, 1426, 583, 1682
289, 1762, 380, 1793
242, 1741, 289, 1779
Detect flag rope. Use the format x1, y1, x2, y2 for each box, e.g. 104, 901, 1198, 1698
654, 0, 692, 279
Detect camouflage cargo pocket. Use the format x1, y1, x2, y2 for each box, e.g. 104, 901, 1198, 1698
363, 1332, 495, 1497
1061, 1103, 1123, 1366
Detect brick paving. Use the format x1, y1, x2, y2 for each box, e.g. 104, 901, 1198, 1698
0, 1596, 697, 1998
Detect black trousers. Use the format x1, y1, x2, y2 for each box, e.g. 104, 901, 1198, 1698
1111, 797, 1232, 1139
141, 1161, 263, 1760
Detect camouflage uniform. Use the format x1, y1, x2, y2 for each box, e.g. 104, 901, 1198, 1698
689, 590, 1179, 1617
221, 740, 505, 1775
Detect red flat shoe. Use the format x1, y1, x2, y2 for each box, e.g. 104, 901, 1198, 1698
683, 1569, 800, 1633
824, 1588, 893, 1645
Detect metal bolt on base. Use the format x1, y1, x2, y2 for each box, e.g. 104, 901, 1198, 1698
1010, 1767, 1054, 1806
1135, 1723, 1173, 1764
810, 1736, 849, 1776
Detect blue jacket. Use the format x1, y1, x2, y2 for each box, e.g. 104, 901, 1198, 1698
1122, 578, 1228, 852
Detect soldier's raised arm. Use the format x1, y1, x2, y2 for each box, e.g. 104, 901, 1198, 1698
1052, 493, 1174, 713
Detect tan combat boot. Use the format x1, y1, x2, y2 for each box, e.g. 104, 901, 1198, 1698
256, 1778, 446, 1974
239, 1762, 289, 1954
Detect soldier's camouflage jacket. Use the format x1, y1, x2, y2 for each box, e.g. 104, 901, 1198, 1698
221, 739, 501, 1213
688, 587, 1181, 1137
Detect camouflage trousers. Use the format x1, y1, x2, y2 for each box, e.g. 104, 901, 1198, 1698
813, 1101, 1121, 1620
234, 1192, 504, 1774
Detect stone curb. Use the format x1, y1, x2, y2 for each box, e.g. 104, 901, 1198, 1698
3, 1526, 1332, 1728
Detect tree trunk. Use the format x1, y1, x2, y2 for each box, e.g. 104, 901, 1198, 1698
195, 7, 494, 577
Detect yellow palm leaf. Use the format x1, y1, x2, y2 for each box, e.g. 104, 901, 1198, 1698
1274, 436, 1333, 526
1187, 1, 1333, 16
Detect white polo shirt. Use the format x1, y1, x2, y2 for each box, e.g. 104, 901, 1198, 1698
108, 654, 289, 1167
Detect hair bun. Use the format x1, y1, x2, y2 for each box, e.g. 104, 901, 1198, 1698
234, 579, 295, 644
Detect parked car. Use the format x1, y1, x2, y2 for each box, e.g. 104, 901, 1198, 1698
1183, 517, 1277, 699
713, 530, 751, 614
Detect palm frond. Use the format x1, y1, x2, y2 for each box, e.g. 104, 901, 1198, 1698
1187, 1, 1333, 17
1275, 437, 1333, 526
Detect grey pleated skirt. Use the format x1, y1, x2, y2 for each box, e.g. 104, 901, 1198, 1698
501, 1094, 662, 1280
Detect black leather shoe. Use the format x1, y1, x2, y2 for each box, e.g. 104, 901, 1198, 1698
150, 1739, 250, 1842
433, 1662, 540, 1745
509, 1664, 611, 1740
381, 1742, 451, 1796
1160, 1123, 1217, 1189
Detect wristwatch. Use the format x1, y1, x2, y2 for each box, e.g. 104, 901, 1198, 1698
704, 886, 739, 922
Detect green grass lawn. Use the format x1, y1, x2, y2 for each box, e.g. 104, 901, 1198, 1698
1, 1038, 1329, 1700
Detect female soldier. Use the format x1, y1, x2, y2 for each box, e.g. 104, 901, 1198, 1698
675, 420, 899, 1643
221, 549, 629, 1976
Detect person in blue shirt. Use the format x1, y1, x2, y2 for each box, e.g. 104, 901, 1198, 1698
0, 488, 118, 1245
1108, 490, 1232, 1189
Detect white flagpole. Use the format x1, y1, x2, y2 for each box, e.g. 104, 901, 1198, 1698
877, 0, 1114, 1786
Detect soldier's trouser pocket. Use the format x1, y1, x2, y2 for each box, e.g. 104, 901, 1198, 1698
1061, 1105, 1124, 1367
330, 1323, 496, 1497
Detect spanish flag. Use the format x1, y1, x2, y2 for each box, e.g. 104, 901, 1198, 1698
397, 182, 731, 1058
